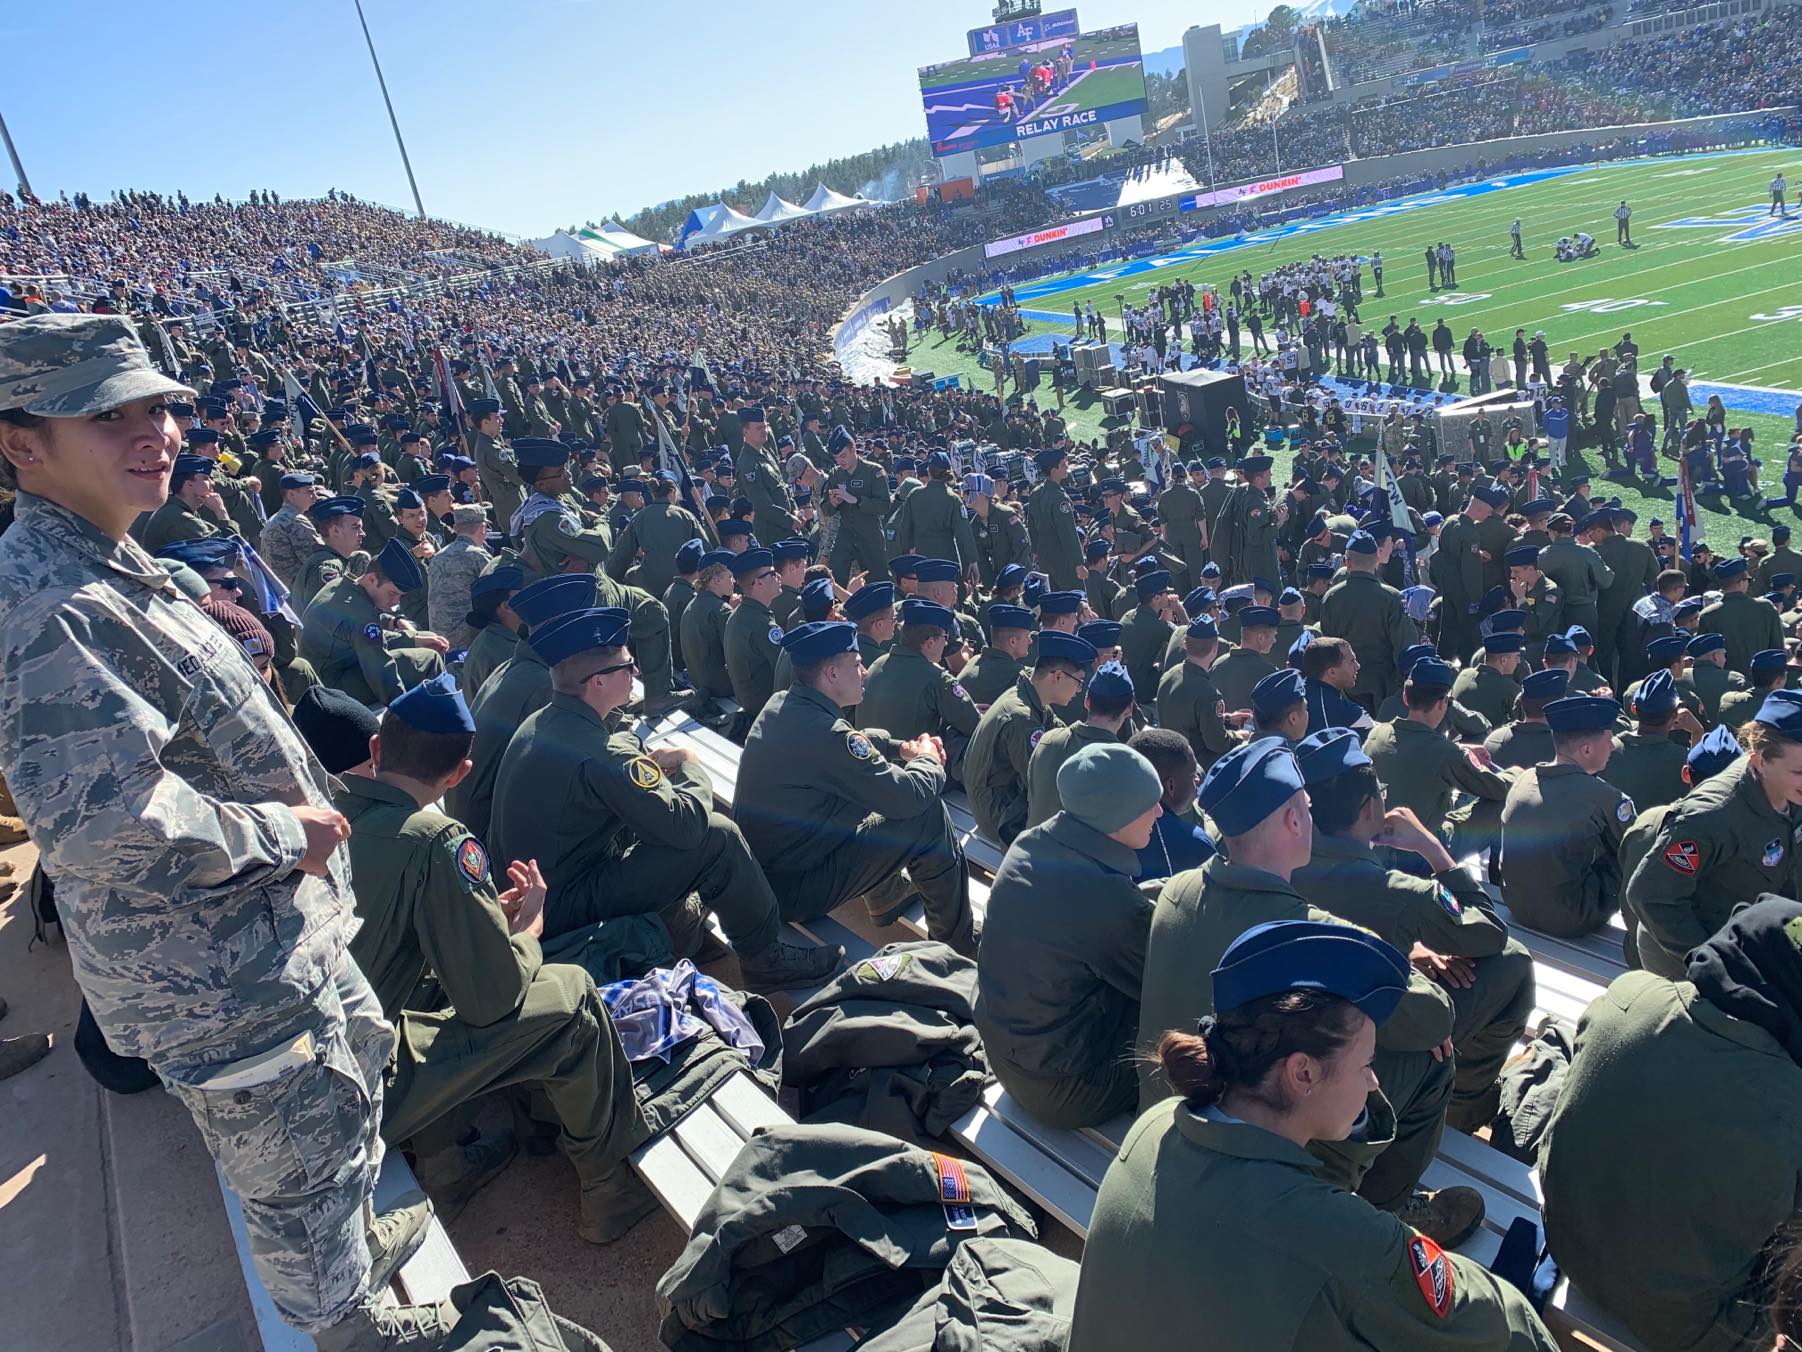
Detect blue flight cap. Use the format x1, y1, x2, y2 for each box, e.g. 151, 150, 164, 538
697, 548, 736, 572
926, 450, 952, 472
771, 538, 813, 566
1485, 631, 1524, 654
1345, 530, 1378, 555
1673, 597, 1705, 618
388, 671, 475, 735
1198, 737, 1306, 836
1238, 605, 1280, 630
1212, 918, 1411, 1025
1774, 573, 1796, 590
1201, 562, 1221, 579
308, 494, 364, 525
172, 453, 214, 479
1295, 727, 1371, 787
827, 426, 855, 455
1633, 669, 1679, 716
616, 478, 646, 496
1135, 569, 1172, 599
1239, 455, 1273, 475
347, 425, 379, 446
1304, 512, 1329, 538
351, 452, 381, 472
248, 428, 282, 447
1520, 498, 1556, 517
900, 597, 958, 632
1489, 608, 1527, 633
278, 472, 317, 491
800, 576, 835, 621
1039, 589, 1083, 617
513, 437, 570, 470
1409, 657, 1455, 689
1252, 575, 1278, 597
469, 565, 525, 599
1184, 587, 1216, 611
1687, 631, 1726, 657
1478, 586, 1511, 618
1716, 556, 1749, 580
1689, 723, 1745, 778
1543, 632, 1578, 657
779, 620, 858, 665
738, 405, 765, 424
1085, 538, 1112, 564
1397, 642, 1436, 675
1646, 634, 1689, 666
1033, 447, 1066, 471
675, 538, 706, 572
717, 520, 754, 541
511, 573, 599, 628
1036, 630, 1098, 666
889, 553, 926, 578
1186, 615, 1219, 642
1521, 668, 1570, 701
1088, 660, 1135, 702
730, 547, 774, 579
1077, 619, 1123, 649
375, 537, 424, 592
155, 537, 239, 571
1278, 587, 1303, 607
1752, 648, 1790, 674
1504, 545, 1540, 568
1099, 477, 1127, 495
915, 557, 961, 584
844, 581, 895, 621
1563, 626, 1594, 649
1251, 668, 1306, 721
995, 564, 1027, 592
1306, 562, 1336, 581
1544, 695, 1621, 733
989, 603, 1035, 632
186, 427, 221, 446
527, 606, 631, 664
393, 487, 422, 512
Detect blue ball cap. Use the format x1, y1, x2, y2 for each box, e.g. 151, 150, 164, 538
1198, 736, 1307, 836
308, 494, 364, 525
1238, 605, 1280, 630
1645, 634, 1689, 666
900, 597, 958, 633
1077, 619, 1123, 649
510, 573, 598, 628
1295, 727, 1371, 787
388, 671, 475, 735
1687, 631, 1726, 657
1751, 648, 1790, 674
988, 603, 1035, 632
730, 547, 774, 579
1521, 667, 1570, 701
1757, 688, 1802, 738
1037, 630, 1098, 667
1689, 722, 1745, 778
1038, 589, 1084, 617
1504, 545, 1540, 568
527, 606, 631, 665
1251, 668, 1306, 721
1485, 631, 1524, 654
375, 537, 424, 593
1135, 569, 1172, 599
995, 564, 1027, 591
1409, 657, 1456, 689
844, 581, 895, 621
779, 620, 858, 665
1632, 669, 1679, 716
1716, 555, 1750, 579
1088, 660, 1134, 701
1543, 695, 1621, 733
800, 576, 835, 621
915, 557, 961, 584
1212, 919, 1413, 1025
469, 565, 524, 600
1186, 614, 1219, 642
1397, 641, 1436, 675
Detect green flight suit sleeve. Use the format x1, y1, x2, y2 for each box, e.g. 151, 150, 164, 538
1326, 1234, 1558, 1350
414, 825, 542, 1028
604, 518, 639, 581
1626, 815, 1721, 960
1378, 969, 1457, 1052
935, 670, 983, 737
952, 508, 980, 575
579, 744, 713, 851
1403, 867, 1509, 956
1447, 748, 1515, 803
352, 620, 406, 704
823, 725, 947, 821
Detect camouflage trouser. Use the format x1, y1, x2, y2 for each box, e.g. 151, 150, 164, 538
162, 962, 393, 1332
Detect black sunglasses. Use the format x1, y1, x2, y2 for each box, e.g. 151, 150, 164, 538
590, 658, 639, 678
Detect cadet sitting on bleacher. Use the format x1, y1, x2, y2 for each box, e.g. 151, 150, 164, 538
1600, 668, 1698, 813
1367, 657, 1515, 856
678, 548, 737, 707
737, 620, 976, 954
855, 598, 981, 781
957, 601, 1033, 706
299, 536, 446, 705
1539, 895, 1802, 1352
1498, 695, 1634, 938
1292, 728, 1536, 1133
1025, 661, 1136, 829
1449, 630, 1525, 729
977, 742, 1161, 1129
1138, 737, 1481, 1244
965, 630, 1096, 846
1072, 919, 1558, 1352
1128, 727, 1218, 882
489, 605, 839, 990
1624, 689, 1802, 979
1481, 667, 1565, 771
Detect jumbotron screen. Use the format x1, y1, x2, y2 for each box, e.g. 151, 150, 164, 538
919, 22, 1149, 157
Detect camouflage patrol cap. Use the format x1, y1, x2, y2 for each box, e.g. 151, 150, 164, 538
0, 314, 194, 416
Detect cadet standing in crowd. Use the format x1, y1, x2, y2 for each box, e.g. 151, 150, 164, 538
1026, 447, 1083, 589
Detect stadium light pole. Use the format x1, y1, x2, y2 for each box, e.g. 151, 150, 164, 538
1195, 87, 1217, 189
353, 0, 427, 219
0, 107, 31, 198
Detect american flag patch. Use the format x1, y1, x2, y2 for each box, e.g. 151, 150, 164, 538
932, 1152, 970, 1204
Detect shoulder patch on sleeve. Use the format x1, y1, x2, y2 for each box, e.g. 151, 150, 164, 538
1436, 884, 1462, 917
1408, 1235, 1454, 1318
626, 754, 665, 789
1662, 839, 1700, 874
1029, 727, 1045, 750
951, 681, 968, 701
846, 731, 875, 761
768, 624, 784, 646
363, 622, 382, 642
455, 837, 489, 886
1616, 796, 1635, 824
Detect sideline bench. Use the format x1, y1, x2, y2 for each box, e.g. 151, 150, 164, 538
218, 1153, 471, 1352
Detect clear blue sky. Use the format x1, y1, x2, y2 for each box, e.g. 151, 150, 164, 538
2, 0, 1245, 238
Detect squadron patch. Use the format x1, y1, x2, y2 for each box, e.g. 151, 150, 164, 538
1437, 885, 1462, 917
626, 755, 664, 790
1662, 839, 1700, 875
951, 681, 968, 701
557, 515, 578, 536
362, 622, 382, 642
1616, 797, 1636, 825
456, 837, 489, 885
1030, 728, 1044, 750
768, 625, 784, 646
1408, 1236, 1454, 1318
1766, 837, 1786, 868
846, 732, 875, 761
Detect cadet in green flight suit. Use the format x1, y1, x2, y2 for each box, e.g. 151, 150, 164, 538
977, 742, 1160, 1129
511, 439, 611, 579
1318, 527, 1419, 709
1365, 658, 1515, 848
764, 538, 813, 633
1624, 691, 1802, 979
823, 428, 892, 584
1025, 447, 1083, 590
468, 400, 524, 539
1210, 604, 1280, 715
1721, 647, 1791, 730
1156, 463, 1207, 586
1700, 554, 1784, 676
854, 598, 981, 781
956, 603, 1032, 707
1156, 615, 1241, 771
1025, 662, 1136, 829
488, 605, 839, 990
734, 406, 799, 545
139, 453, 228, 553
1450, 631, 1526, 728
737, 621, 975, 951
335, 673, 654, 1244
1684, 630, 1748, 723
966, 473, 1030, 589
1137, 738, 1478, 1237
891, 450, 978, 577
1536, 513, 1614, 651
723, 547, 785, 719
1118, 569, 1182, 700
299, 538, 447, 705
1075, 918, 1556, 1352
964, 631, 1095, 846
1498, 694, 1635, 937
1480, 666, 1563, 773
661, 540, 704, 654
1538, 897, 1802, 1352
1211, 454, 1285, 587
1600, 669, 1695, 812
456, 567, 522, 708
1293, 729, 1536, 1132
1502, 543, 1564, 664
605, 473, 705, 599
678, 552, 737, 705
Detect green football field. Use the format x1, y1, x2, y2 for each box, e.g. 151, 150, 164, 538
912, 147, 1802, 543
